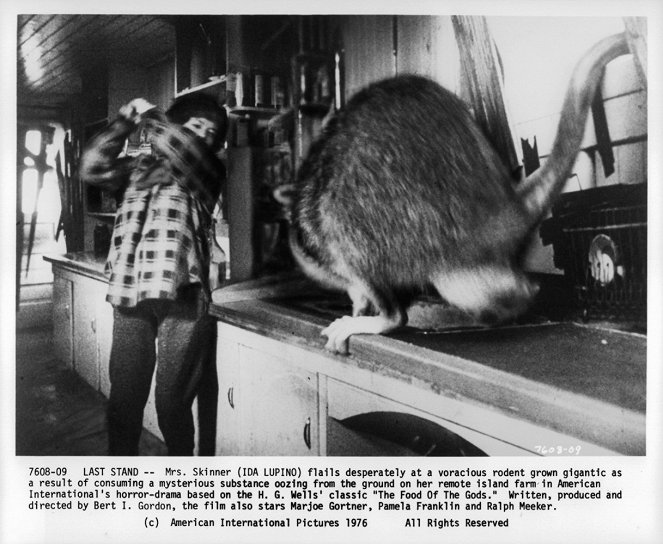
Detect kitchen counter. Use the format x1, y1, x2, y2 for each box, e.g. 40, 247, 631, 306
210, 277, 646, 455
44, 254, 646, 455
43, 252, 107, 281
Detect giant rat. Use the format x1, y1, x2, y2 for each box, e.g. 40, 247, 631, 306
288, 33, 629, 352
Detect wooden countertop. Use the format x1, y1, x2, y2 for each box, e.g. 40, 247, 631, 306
44, 252, 107, 281
210, 279, 646, 456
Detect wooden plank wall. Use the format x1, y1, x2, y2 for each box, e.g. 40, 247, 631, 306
107, 62, 148, 120
147, 57, 176, 111
396, 16, 460, 93
340, 15, 461, 102
341, 16, 397, 98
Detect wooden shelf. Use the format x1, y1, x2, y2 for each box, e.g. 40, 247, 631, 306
229, 106, 286, 119
175, 76, 227, 98
88, 212, 116, 220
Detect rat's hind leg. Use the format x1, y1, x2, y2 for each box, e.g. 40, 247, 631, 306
321, 280, 407, 353
431, 266, 538, 324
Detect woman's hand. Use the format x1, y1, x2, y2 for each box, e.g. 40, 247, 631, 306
119, 98, 156, 123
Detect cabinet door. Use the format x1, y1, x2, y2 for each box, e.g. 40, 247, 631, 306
52, 275, 73, 368
215, 324, 242, 455
238, 344, 320, 456
72, 278, 103, 390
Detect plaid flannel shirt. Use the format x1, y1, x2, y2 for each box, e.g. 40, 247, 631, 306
80, 115, 225, 307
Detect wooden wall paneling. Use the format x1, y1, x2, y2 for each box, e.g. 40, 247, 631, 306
147, 57, 175, 111
175, 18, 194, 93
81, 64, 109, 124
107, 62, 148, 119
225, 15, 247, 73
395, 16, 460, 93
340, 15, 395, 98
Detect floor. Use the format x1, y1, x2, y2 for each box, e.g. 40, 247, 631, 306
15, 326, 167, 456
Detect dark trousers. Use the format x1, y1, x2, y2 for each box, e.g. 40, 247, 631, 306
107, 286, 216, 456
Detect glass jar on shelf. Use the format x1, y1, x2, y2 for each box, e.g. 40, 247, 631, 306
292, 52, 334, 116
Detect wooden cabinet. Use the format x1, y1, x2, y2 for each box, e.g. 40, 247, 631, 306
213, 321, 530, 456
238, 345, 319, 455
215, 325, 242, 454
53, 269, 115, 395
215, 324, 320, 455
72, 277, 105, 389
214, 317, 623, 456
52, 267, 109, 389
52, 275, 73, 369
49, 259, 162, 443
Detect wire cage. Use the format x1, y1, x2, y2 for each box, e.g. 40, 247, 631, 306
541, 183, 647, 324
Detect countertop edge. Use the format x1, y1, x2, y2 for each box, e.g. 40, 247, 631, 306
44, 253, 108, 282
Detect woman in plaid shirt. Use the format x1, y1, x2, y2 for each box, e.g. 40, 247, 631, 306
80, 94, 227, 455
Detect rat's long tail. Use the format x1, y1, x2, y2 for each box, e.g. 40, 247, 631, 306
517, 33, 630, 226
